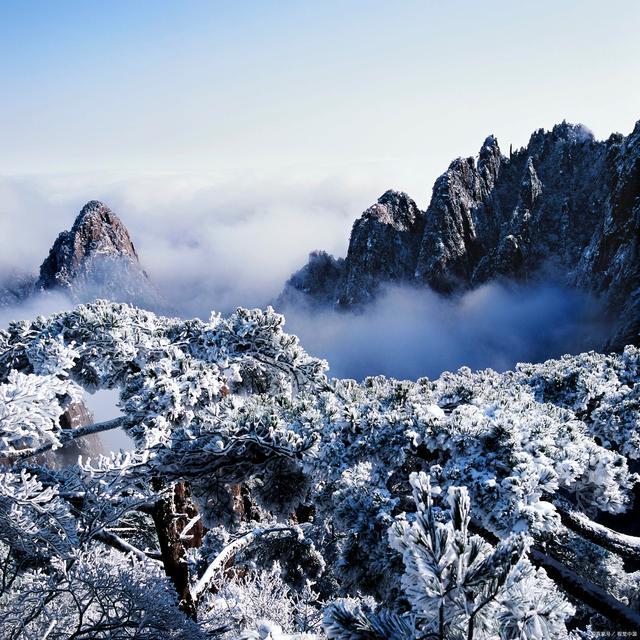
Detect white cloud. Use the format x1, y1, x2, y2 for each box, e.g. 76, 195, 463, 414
0, 172, 610, 382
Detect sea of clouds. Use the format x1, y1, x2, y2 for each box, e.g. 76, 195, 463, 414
0, 172, 608, 383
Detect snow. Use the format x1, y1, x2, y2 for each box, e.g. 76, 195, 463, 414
0, 300, 637, 637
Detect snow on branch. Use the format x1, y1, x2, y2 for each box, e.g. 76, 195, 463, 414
555, 502, 640, 561
193, 526, 300, 600
6, 416, 126, 462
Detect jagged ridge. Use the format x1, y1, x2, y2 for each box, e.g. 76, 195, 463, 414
281, 120, 640, 349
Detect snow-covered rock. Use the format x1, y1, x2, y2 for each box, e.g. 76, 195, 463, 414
282, 120, 640, 350
35, 200, 161, 308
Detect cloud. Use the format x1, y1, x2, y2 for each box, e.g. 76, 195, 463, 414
281, 282, 609, 380
0, 177, 75, 278
0, 172, 611, 385
0, 170, 380, 316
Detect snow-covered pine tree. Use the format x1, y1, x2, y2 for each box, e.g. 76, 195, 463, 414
324, 472, 574, 640
0, 301, 638, 637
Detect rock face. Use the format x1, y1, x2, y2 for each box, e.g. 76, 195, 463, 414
281, 190, 425, 309
336, 190, 425, 308
36, 200, 160, 308
281, 121, 640, 349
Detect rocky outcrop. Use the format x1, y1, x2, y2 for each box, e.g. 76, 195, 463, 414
281, 190, 424, 309
281, 120, 640, 349
280, 251, 345, 308
336, 190, 425, 307
35, 200, 160, 308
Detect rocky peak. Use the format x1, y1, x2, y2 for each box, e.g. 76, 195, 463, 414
525, 121, 595, 159
336, 191, 424, 307
363, 190, 422, 231
414, 137, 507, 292
478, 135, 502, 189
519, 158, 543, 210
38, 201, 140, 290
280, 119, 640, 349
35, 201, 160, 308
279, 191, 425, 309
550, 121, 595, 144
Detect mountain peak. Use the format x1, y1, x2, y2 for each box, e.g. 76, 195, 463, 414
480, 134, 499, 153
527, 121, 595, 152
363, 190, 422, 231
72, 200, 122, 229
38, 200, 139, 292
550, 121, 594, 143
35, 201, 160, 308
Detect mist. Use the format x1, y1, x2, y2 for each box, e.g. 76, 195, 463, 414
0, 290, 76, 328
0, 172, 610, 386
281, 282, 608, 381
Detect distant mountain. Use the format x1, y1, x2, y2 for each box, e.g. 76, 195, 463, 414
36, 200, 160, 307
281, 121, 640, 350
0, 200, 161, 310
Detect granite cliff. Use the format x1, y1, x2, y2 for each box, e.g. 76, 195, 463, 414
281, 121, 640, 349
36, 200, 160, 307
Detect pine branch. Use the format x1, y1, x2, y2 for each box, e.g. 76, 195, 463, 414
7, 417, 126, 462
529, 548, 640, 628
555, 503, 640, 561
192, 526, 298, 600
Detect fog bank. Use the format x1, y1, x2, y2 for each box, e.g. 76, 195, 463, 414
281, 282, 608, 380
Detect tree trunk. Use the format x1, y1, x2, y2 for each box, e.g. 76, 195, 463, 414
151, 480, 198, 620
174, 482, 205, 549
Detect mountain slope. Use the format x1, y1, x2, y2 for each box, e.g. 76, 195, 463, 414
0, 200, 161, 310
281, 120, 640, 349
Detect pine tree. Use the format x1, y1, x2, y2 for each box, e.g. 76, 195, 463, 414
325, 472, 574, 640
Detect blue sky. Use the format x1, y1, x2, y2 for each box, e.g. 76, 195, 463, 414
1, 0, 639, 198
0, 1, 638, 381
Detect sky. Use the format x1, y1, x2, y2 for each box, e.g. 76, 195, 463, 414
0, 0, 636, 389
1, 0, 639, 201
